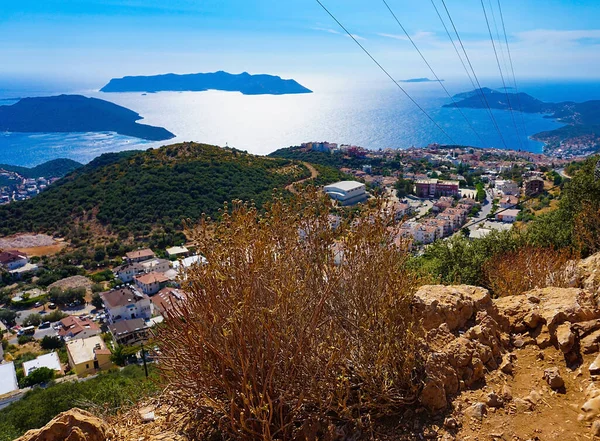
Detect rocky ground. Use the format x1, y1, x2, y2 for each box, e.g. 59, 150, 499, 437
15, 253, 600, 441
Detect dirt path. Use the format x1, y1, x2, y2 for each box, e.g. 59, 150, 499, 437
285, 162, 319, 194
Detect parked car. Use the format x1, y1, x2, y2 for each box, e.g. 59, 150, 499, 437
48, 303, 57, 309
39, 321, 50, 329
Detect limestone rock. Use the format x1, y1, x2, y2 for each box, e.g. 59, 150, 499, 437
485, 391, 504, 408
413, 285, 495, 331
494, 287, 600, 334
581, 329, 600, 354
464, 402, 487, 420
593, 420, 600, 437
556, 322, 575, 354
15, 409, 112, 441
590, 354, 600, 375
543, 367, 565, 390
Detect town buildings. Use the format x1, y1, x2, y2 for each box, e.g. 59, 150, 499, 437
166, 246, 189, 258
0, 250, 28, 271
496, 209, 521, 223
108, 318, 150, 346
57, 316, 101, 340
66, 336, 113, 376
523, 177, 545, 196
415, 179, 460, 198
500, 195, 519, 209
134, 271, 170, 295
23, 352, 63, 376
125, 248, 156, 263
495, 180, 520, 196
323, 181, 368, 206
0, 362, 19, 396
151, 287, 187, 316
99, 286, 153, 324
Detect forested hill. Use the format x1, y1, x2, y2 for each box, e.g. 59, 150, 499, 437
0, 158, 82, 178
0, 143, 316, 240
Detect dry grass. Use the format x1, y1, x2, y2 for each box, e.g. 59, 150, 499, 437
155, 190, 423, 440
574, 202, 600, 255
483, 246, 577, 297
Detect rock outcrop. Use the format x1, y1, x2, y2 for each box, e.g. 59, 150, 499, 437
16, 409, 113, 441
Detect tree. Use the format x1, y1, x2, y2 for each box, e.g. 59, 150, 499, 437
110, 345, 127, 366
461, 227, 471, 238
0, 308, 17, 327
23, 313, 42, 327
40, 336, 64, 350
91, 293, 104, 310
20, 367, 55, 388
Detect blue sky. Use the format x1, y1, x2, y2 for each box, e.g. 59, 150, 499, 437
1, 0, 600, 88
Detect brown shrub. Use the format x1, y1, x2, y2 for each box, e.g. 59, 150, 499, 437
483, 246, 577, 297
574, 202, 600, 255
155, 190, 423, 440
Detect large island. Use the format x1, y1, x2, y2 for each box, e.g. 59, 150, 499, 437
100, 71, 313, 95
0, 95, 175, 141
447, 88, 600, 157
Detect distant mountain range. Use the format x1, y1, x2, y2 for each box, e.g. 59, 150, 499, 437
447, 88, 600, 155
0, 95, 175, 141
0, 158, 82, 178
100, 71, 313, 95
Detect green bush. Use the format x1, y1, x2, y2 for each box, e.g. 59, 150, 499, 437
17, 335, 34, 345
44, 310, 68, 323
20, 367, 55, 388
0, 365, 158, 441
40, 336, 64, 350
23, 313, 42, 327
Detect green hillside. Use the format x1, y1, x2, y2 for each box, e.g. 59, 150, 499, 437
0, 143, 313, 240
0, 158, 83, 178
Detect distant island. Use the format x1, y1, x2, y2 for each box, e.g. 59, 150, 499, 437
399, 78, 442, 83
100, 71, 313, 95
446, 88, 600, 157
0, 95, 175, 141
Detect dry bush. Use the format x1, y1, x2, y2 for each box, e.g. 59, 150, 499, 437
483, 246, 577, 297
155, 190, 423, 440
574, 202, 600, 255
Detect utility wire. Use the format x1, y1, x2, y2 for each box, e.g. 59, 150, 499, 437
314, 0, 458, 145
480, 0, 524, 150
496, 0, 529, 146
434, 0, 510, 150
487, 0, 525, 144
381, 0, 489, 148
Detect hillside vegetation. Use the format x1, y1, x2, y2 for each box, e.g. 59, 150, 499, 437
0, 143, 316, 240
0, 158, 82, 178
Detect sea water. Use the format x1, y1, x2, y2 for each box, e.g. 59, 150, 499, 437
1, 77, 598, 167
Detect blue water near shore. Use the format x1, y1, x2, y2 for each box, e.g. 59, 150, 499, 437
1, 78, 599, 167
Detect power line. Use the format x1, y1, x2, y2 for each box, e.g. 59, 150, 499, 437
380, 0, 489, 148
496, 0, 529, 146
480, 0, 524, 150
434, 0, 510, 150
314, 0, 459, 145
487, 0, 525, 145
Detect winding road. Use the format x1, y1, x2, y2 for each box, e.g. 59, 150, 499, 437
285, 162, 319, 194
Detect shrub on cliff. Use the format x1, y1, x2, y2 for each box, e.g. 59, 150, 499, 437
156, 191, 424, 440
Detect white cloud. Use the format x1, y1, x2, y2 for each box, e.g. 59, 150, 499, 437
378, 31, 436, 43
312, 27, 341, 35
515, 29, 600, 46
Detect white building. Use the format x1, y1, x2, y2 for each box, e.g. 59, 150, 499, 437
23, 352, 63, 376
0, 362, 19, 396
0, 250, 28, 271
100, 286, 153, 324
166, 246, 189, 258
495, 180, 520, 196
140, 258, 171, 274
323, 181, 368, 206
496, 209, 520, 223
134, 271, 170, 295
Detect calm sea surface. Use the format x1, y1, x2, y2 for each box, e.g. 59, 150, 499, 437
1, 78, 600, 167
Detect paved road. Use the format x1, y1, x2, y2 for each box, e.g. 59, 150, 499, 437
467, 189, 494, 231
